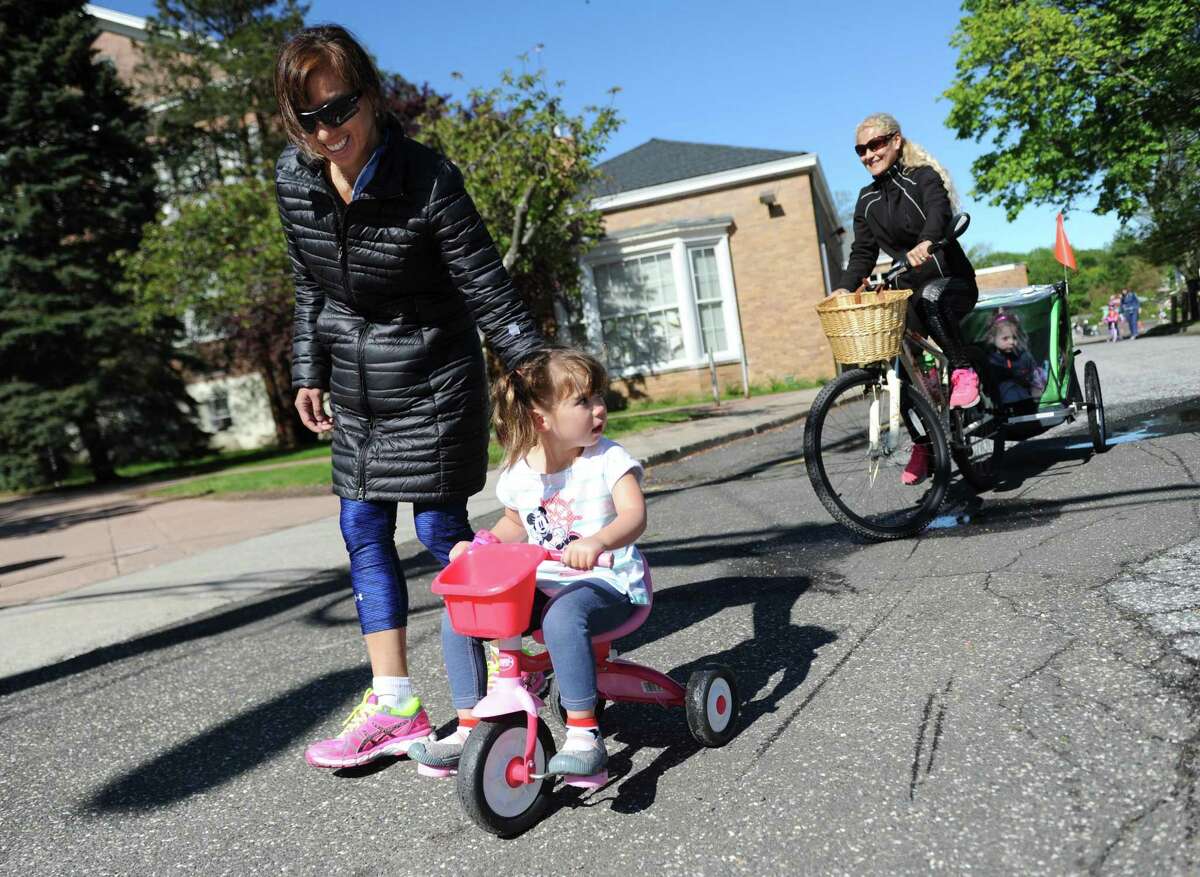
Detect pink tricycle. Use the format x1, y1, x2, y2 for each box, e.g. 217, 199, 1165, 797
422, 542, 739, 837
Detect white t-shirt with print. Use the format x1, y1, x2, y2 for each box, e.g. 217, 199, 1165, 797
495, 437, 647, 604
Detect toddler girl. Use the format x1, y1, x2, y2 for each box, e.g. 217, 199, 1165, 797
1104, 301, 1121, 342
409, 348, 647, 777
984, 313, 1047, 412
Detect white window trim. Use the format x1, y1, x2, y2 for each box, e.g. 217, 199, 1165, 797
581, 223, 743, 378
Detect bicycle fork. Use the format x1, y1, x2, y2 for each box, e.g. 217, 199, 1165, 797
867, 367, 903, 485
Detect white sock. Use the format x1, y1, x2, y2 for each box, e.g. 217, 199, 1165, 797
372, 675, 413, 708
563, 723, 601, 752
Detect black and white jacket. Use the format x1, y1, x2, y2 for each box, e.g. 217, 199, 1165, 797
837, 162, 975, 293
275, 118, 543, 503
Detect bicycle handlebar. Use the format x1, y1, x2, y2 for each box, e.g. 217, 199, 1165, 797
877, 212, 971, 287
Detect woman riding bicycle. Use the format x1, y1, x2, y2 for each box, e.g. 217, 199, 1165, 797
831, 112, 980, 484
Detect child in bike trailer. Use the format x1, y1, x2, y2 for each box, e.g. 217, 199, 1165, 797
408, 347, 648, 777
983, 312, 1047, 416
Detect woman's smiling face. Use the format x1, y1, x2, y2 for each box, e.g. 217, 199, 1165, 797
302, 65, 377, 173
856, 125, 901, 177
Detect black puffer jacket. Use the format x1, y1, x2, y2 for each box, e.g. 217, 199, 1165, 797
275, 120, 542, 503
837, 162, 975, 293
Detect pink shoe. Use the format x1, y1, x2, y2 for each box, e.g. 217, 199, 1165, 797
949, 368, 980, 409
304, 689, 433, 768
902, 443, 932, 485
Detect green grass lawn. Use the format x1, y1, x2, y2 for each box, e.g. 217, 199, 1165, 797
119, 378, 827, 500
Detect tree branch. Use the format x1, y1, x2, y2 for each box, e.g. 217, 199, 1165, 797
502, 181, 536, 272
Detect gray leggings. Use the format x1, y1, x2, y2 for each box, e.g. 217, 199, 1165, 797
440, 579, 634, 711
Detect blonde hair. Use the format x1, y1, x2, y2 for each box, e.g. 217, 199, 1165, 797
857, 112, 960, 209
492, 347, 609, 469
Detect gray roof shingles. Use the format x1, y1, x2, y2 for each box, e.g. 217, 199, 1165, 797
593, 138, 806, 197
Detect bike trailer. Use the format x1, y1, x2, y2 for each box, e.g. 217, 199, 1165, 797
963, 282, 1075, 409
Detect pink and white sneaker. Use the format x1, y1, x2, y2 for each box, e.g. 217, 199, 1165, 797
949, 368, 980, 409
304, 689, 433, 768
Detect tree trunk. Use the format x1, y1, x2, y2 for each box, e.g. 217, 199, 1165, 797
76, 415, 117, 483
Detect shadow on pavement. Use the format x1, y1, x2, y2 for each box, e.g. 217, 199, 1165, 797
0, 501, 149, 540
0, 555, 63, 576
597, 576, 837, 815
0, 570, 349, 697
83, 667, 363, 814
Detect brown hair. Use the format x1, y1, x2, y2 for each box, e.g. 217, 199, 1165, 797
493, 348, 609, 470
274, 25, 384, 158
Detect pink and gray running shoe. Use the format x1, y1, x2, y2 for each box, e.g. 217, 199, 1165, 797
949, 368, 980, 409
304, 689, 433, 769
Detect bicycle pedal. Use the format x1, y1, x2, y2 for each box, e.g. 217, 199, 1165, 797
416, 763, 456, 779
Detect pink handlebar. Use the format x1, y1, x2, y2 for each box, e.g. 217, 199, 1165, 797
471, 530, 614, 569
545, 547, 615, 569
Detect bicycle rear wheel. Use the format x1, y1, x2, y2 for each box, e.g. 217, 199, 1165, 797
804, 368, 951, 540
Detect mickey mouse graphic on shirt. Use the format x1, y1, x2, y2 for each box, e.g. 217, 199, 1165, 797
525, 493, 582, 551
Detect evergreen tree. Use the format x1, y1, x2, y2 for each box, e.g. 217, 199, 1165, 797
0, 1, 207, 489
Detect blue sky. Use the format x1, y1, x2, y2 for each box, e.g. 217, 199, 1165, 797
98, 0, 1123, 253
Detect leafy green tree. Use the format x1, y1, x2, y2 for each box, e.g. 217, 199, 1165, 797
974, 235, 1165, 316
946, 0, 1200, 220
139, 0, 307, 195
946, 0, 1200, 314
119, 177, 305, 448
417, 64, 621, 343
0, 0, 207, 489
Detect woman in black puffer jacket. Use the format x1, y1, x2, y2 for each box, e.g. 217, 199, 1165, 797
273, 26, 543, 768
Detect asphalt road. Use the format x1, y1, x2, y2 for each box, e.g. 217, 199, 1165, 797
2, 333, 1198, 875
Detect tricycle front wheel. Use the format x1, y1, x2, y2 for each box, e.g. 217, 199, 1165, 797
457, 714, 556, 838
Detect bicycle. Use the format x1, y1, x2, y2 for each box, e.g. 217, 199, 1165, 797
803, 214, 1006, 540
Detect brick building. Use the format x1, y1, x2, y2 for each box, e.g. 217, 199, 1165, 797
581, 139, 843, 400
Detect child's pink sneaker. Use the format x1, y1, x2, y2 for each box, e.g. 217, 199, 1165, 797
901, 443, 932, 485
304, 689, 433, 768
949, 368, 980, 409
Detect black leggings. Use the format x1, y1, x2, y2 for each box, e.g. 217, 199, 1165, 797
901, 276, 979, 445
910, 276, 978, 371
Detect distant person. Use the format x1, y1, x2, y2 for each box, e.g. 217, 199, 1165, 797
1121, 288, 1141, 339
273, 25, 543, 768
1105, 299, 1121, 342
831, 112, 980, 486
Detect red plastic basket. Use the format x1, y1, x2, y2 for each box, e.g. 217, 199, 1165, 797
431, 543, 547, 638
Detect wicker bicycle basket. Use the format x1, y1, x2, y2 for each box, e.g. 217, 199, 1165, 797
815, 289, 913, 365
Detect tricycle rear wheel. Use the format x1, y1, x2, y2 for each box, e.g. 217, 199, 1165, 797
457, 714, 556, 838
686, 666, 739, 747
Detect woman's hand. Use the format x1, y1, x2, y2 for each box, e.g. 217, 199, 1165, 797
295, 388, 333, 433
561, 536, 606, 571
448, 541, 473, 562
907, 241, 934, 267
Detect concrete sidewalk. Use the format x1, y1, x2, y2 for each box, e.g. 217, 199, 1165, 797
0, 388, 820, 681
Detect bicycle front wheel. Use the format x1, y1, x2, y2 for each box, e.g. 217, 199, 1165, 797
804, 368, 951, 540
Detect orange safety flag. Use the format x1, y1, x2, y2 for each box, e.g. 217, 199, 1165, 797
1054, 212, 1077, 270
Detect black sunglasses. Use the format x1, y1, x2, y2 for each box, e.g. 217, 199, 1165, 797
854, 132, 897, 157
297, 90, 363, 134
